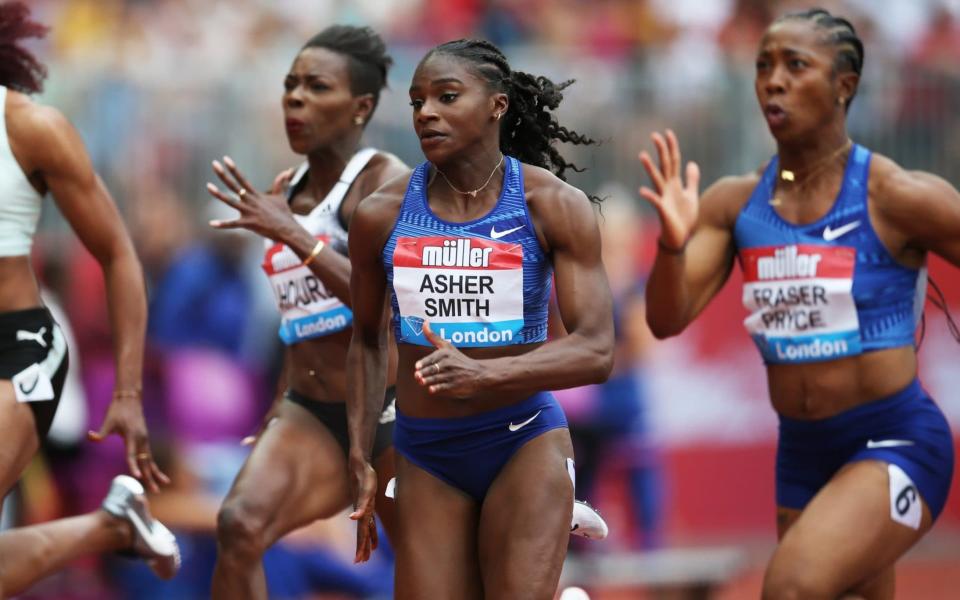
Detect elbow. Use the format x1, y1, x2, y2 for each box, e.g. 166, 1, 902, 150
587, 345, 615, 385
647, 314, 684, 340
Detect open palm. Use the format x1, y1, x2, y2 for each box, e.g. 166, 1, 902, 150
638, 130, 700, 251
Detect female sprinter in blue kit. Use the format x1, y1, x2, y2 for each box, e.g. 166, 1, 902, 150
639, 8, 957, 599
346, 39, 614, 598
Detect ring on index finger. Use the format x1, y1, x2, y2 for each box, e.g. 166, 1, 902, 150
433, 363, 440, 375
136, 452, 151, 460
238, 189, 247, 199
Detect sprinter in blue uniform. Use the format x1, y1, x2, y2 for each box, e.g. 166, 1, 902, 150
348, 39, 614, 599
639, 9, 957, 599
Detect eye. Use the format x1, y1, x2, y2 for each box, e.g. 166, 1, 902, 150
409, 99, 424, 110
755, 58, 769, 71
440, 93, 458, 103
283, 78, 296, 92
310, 82, 329, 92
788, 59, 807, 69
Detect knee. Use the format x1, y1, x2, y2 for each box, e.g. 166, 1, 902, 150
762, 561, 834, 600
215, 502, 270, 560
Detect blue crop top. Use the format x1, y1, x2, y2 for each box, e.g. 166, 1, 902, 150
733, 144, 925, 364
383, 155, 551, 348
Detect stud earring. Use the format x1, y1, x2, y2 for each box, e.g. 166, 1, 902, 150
837, 97, 845, 106
354, 116, 364, 126
495, 112, 502, 121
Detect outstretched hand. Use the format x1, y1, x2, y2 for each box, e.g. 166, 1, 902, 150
638, 129, 701, 252
206, 156, 297, 241
413, 322, 485, 398
88, 394, 170, 493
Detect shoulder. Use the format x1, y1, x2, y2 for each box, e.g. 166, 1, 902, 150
7, 95, 77, 163
869, 151, 958, 216
351, 170, 411, 242
701, 169, 763, 228
520, 163, 591, 215
356, 150, 410, 196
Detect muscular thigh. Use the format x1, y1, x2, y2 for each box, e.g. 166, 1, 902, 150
223, 400, 351, 543
393, 453, 482, 600
479, 428, 574, 600
0, 381, 40, 495
770, 460, 931, 597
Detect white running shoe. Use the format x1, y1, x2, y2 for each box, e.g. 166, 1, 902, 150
570, 500, 609, 540
559, 586, 591, 600
101, 475, 181, 580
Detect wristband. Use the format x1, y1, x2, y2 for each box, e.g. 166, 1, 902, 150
302, 239, 326, 266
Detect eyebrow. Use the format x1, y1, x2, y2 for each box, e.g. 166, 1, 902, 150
409, 77, 464, 92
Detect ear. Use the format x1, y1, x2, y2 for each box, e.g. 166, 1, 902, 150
353, 94, 376, 126
835, 71, 859, 108
491, 92, 509, 121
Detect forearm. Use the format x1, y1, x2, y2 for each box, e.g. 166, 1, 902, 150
645, 249, 694, 339
481, 332, 613, 394
283, 227, 352, 305
347, 336, 388, 461
102, 250, 147, 391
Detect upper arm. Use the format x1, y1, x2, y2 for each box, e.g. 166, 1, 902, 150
342, 154, 410, 229
875, 167, 960, 267
537, 184, 613, 346
680, 176, 747, 318
348, 185, 403, 340
26, 106, 132, 262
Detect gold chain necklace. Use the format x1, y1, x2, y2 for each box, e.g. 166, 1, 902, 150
770, 139, 853, 206
435, 154, 504, 198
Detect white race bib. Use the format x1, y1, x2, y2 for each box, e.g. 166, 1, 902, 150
741, 244, 862, 363
392, 236, 524, 347
263, 235, 351, 344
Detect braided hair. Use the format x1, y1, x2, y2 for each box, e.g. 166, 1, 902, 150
0, 2, 48, 94
423, 39, 598, 197
302, 25, 393, 116
775, 8, 864, 110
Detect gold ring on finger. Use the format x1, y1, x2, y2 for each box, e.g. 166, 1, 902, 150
238, 189, 247, 199
433, 363, 441, 375
136, 452, 151, 460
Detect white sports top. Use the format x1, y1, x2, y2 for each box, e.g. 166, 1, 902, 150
0, 86, 43, 256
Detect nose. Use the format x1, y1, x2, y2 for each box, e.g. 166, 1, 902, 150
284, 87, 304, 109
764, 64, 787, 95
416, 98, 439, 124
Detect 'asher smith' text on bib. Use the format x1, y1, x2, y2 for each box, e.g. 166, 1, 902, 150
741, 244, 861, 363
383, 155, 552, 349
392, 236, 524, 347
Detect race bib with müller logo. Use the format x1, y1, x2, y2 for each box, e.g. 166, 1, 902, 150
740, 243, 863, 363
263, 235, 352, 344
392, 236, 524, 347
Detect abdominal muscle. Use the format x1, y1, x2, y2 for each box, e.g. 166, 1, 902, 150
0, 257, 42, 313
395, 341, 546, 419
766, 345, 917, 420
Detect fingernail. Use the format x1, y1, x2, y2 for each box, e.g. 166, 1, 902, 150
207, 182, 217, 192
209, 220, 221, 227
212, 160, 222, 170
224, 156, 236, 168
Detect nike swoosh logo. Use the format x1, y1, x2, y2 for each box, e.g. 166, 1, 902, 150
822, 220, 861, 241
490, 225, 523, 240
18, 376, 39, 395
866, 439, 915, 449
508, 409, 542, 432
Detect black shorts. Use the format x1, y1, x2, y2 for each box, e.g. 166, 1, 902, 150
0, 307, 70, 438
284, 387, 395, 459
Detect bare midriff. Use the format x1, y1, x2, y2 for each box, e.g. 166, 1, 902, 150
767, 345, 917, 420
0, 256, 41, 313
396, 341, 546, 418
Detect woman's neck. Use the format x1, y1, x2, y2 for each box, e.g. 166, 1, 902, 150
776, 126, 850, 173
304, 138, 361, 199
